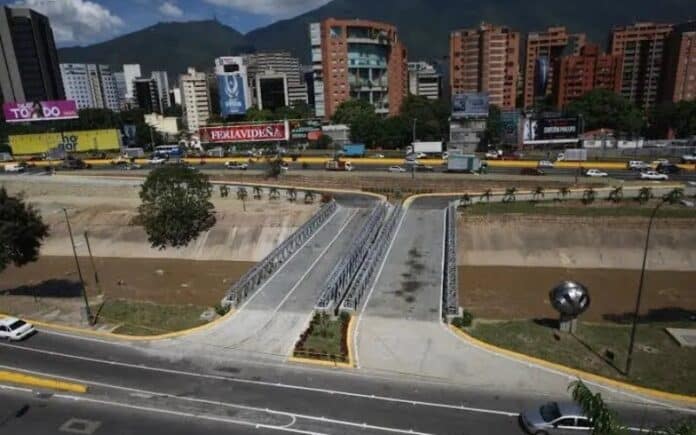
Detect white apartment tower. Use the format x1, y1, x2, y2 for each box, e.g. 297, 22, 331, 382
151, 71, 170, 110
180, 67, 211, 133
60, 63, 121, 111
123, 63, 141, 100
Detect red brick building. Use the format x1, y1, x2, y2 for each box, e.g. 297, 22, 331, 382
661, 22, 696, 103
553, 44, 621, 108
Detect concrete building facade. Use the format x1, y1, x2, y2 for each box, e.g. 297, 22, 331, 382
0, 6, 64, 103
245, 52, 308, 106
60, 63, 121, 111
610, 22, 673, 111
553, 44, 621, 108
151, 71, 170, 110
450, 24, 520, 109
122, 64, 141, 101
310, 18, 408, 118
408, 61, 442, 100
661, 21, 696, 103
180, 67, 211, 133
524, 26, 586, 109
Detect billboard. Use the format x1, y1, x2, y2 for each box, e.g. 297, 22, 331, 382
9, 129, 122, 155
534, 57, 550, 97
3, 100, 78, 123
523, 117, 580, 144
289, 119, 322, 140
200, 121, 289, 143
452, 93, 489, 118
501, 110, 521, 145
218, 73, 248, 116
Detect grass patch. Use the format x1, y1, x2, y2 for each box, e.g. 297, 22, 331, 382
294, 312, 349, 362
96, 299, 210, 336
468, 319, 696, 396
463, 200, 696, 218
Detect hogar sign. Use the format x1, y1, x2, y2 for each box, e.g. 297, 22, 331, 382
201, 121, 289, 143
3, 100, 79, 123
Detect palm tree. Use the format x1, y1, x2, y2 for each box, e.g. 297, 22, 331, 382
479, 189, 493, 203
637, 187, 652, 205
532, 186, 545, 202
304, 191, 315, 204
663, 188, 684, 205
287, 188, 297, 202
253, 186, 263, 200
556, 187, 571, 202
502, 187, 517, 203
219, 185, 229, 198
269, 187, 280, 200
582, 188, 596, 205
608, 186, 623, 203
236, 187, 248, 201
568, 380, 623, 435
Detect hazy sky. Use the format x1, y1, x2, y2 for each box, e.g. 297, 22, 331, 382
4, 0, 332, 46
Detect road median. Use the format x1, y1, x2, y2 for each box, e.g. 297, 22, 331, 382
0, 370, 87, 393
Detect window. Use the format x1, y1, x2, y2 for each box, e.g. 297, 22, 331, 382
555, 418, 575, 427
575, 418, 592, 428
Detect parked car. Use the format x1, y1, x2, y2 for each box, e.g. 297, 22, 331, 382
519, 401, 592, 435
641, 170, 669, 181
388, 166, 406, 173
627, 160, 650, 171
0, 317, 36, 341
520, 167, 545, 176
656, 163, 680, 174
225, 161, 249, 170
584, 168, 608, 177
537, 160, 555, 169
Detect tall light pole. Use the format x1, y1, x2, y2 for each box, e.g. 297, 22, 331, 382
63, 208, 93, 325
625, 199, 665, 375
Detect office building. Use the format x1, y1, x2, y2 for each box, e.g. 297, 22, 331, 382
256, 72, 289, 111
661, 22, 696, 103
180, 67, 211, 133
151, 71, 170, 110
133, 77, 161, 114
123, 64, 141, 100
245, 52, 308, 106
0, 6, 64, 103
524, 26, 586, 108
450, 24, 519, 109
171, 87, 182, 106
553, 44, 621, 108
408, 61, 442, 100
610, 22, 673, 111
114, 72, 127, 103
60, 63, 121, 111
309, 18, 408, 118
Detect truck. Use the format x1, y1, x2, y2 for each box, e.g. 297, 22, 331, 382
341, 143, 366, 157
558, 148, 587, 162
3, 162, 26, 173
447, 154, 485, 173
407, 142, 443, 155
325, 160, 354, 171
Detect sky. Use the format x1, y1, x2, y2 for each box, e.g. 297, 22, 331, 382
3, 0, 332, 47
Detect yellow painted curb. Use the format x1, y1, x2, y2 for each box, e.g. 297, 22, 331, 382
288, 315, 356, 369
0, 370, 87, 393
448, 325, 696, 405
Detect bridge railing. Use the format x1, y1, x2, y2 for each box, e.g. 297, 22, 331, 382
221, 200, 338, 308
443, 203, 459, 319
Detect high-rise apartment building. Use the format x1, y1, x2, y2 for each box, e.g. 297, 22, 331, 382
450, 23, 520, 109
114, 72, 127, 103
180, 67, 211, 133
133, 77, 161, 114
151, 71, 170, 110
309, 18, 408, 118
553, 45, 621, 108
123, 64, 142, 100
610, 22, 673, 111
524, 26, 586, 108
661, 22, 696, 103
0, 6, 64, 103
60, 63, 121, 111
408, 61, 442, 100
245, 52, 308, 106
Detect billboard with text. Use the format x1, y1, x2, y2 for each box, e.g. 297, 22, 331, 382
218, 73, 248, 116
3, 100, 78, 123
200, 121, 289, 143
523, 117, 580, 143
452, 93, 489, 118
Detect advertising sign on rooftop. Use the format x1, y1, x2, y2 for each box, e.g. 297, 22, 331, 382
3, 100, 78, 123
452, 93, 489, 118
200, 121, 289, 143
523, 116, 580, 144
218, 73, 248, 116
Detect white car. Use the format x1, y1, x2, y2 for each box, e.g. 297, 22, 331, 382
585, 168, 608, 177
388, 166, 406, 173
627, 160, 650, 171
0, 317, 36, 341
485, 150, 501, 159
415, 152, 427, 159
373, 154, 385, 159
538, 160, 555, 168
148, 156, 166, 165
442, 152, 449, 160
651, 159, 670, 167
640, 170, 669, 181
225, 161, 248, 170
3, 162, 26, 173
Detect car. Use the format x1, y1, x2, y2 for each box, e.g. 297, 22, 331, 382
519, 401, 592, 435
388, 165, 406, 173
225, 161, 249, 170
124, 163, 142, 170
373, 153, 385, 159
538, 160, 555, 168
0, 317, 36, 341
681, 154, 696, 163
60, 158, 90, 170
585, 168, 608, 177
3, 162, 26, 173
656, 163, 680, 174
415, 152, 427, 159
416, 165, 435, 172
442, 152, 449, 160
627, 160, 650, 171
148, 156, 167, 165
651, 158, 670, 167
520, 167, 545, 176
640, 170, 669, 181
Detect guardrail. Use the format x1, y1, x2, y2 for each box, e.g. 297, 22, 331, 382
442, 203, 459, 319
340, 204, 403, 312
222, 200, 338, 308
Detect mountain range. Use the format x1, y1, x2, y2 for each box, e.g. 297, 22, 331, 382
58, 0, 696, 79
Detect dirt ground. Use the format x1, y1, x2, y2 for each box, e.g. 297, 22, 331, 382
459, 266, 696, 323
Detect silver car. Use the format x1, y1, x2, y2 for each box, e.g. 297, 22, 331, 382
519, 402, 592, 434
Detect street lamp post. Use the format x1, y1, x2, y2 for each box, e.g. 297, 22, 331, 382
63, 208, 93, 325
625, 199, 665, 375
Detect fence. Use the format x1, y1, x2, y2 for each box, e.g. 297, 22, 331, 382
442, 203, 459, 319
221, 200, 337, 308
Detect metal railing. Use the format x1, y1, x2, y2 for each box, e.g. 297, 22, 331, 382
221, 200, 338, 308
340, 205, 403, 312
442, 203, 459, 318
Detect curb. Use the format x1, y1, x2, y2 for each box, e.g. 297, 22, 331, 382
288, 315, 356, 370
0, 370, 87, 393
448, 325, 696, 406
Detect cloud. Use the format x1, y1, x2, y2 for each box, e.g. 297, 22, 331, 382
202, 0, 331, 17
159, 1, 183, 18
11, 0, 123, 44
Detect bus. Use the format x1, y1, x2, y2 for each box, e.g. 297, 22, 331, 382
153, 144, 184, 159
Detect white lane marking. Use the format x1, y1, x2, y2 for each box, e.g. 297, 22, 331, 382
1, 365, 436, 435
438, 208, 446, 321
353, 207, 408, 367
0, 348, 518, 417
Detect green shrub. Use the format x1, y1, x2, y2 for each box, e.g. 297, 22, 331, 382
214, 302, 230, 316
452, 311, 474, 329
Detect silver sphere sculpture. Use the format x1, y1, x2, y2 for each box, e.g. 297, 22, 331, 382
549, 281, 590, 332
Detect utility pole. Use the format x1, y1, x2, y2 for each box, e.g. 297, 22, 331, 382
83, 231, 102, 294
64, 209, 93, 325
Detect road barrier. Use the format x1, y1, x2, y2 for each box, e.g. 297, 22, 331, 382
443, 204, 459, 319
222, 200, 337, 308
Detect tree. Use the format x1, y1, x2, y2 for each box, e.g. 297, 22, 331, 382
349, 111, 381, 147
378, 116, 411, 149
566, 89, 645, 136
649, 100, 696, 139
314, 134, 333, 150
484, 105, 504, 148
568, 379, 623, 434
0, 187, 49, 273
136, 166, 216, 250
332, 99, 375, 125
399, 95, 449, 142
245, 107, 274, 122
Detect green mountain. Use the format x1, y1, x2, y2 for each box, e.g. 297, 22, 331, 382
57, 20, 253, 79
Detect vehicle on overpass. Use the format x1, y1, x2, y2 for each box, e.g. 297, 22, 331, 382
325, 160, 353, 171
519, 401, 592, 435
640, 170, 669, 181
225, 161, 249, 170
0, 317, 36, 341
584, 168, 608, 177
388, 165, 406, 173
